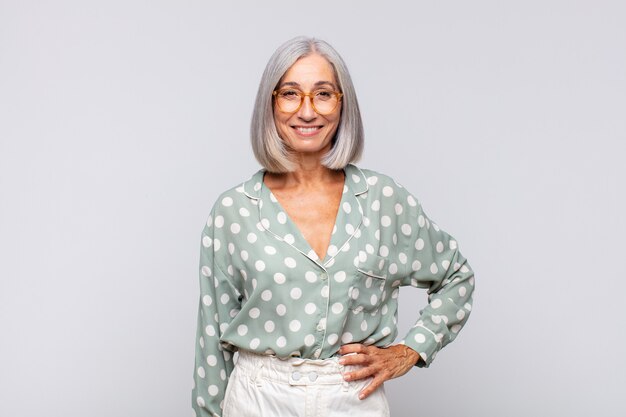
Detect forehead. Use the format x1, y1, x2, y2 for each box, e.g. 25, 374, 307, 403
280, 53, 337, 86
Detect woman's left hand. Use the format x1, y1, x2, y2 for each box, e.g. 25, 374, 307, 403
338, 343, 420, 400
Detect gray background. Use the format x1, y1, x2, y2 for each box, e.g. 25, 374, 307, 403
1, 1, 625, 416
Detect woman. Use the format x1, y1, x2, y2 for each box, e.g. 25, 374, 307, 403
192, 37, 474, 417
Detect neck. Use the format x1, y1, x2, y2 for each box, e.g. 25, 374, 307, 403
266, 154, 344, 189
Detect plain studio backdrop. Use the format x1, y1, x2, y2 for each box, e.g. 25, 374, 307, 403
1, 1, 625, 416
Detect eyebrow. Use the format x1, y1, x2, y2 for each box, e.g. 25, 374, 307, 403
278, 81, 337, 89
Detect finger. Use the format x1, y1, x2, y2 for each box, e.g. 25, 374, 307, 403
339, 343, 366, 355
338, 353, 370, 366
358, 375, 386, 400
343, 365, 377, 382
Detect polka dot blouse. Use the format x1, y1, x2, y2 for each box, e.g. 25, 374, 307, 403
192, 165, 474, 417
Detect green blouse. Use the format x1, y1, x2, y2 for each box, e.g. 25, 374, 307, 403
192, 164, 475, 417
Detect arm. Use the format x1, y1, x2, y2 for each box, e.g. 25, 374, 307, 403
192, 214, 241, 417
398, 198, 475, 367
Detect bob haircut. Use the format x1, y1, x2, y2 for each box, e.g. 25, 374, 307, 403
251, 36, 364, 173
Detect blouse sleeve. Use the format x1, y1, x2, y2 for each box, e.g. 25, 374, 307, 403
192, 211, 242, 417
398, 192, 475, 368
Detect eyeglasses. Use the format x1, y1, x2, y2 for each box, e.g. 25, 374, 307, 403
273, 88, 343, 115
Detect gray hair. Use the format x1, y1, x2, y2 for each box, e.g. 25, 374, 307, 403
250, 36, 364, 173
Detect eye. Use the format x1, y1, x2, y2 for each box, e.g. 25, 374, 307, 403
279, 89, 301, 100
314, 90, 334, 101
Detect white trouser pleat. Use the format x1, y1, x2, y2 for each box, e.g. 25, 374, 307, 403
221, 350, 391, 417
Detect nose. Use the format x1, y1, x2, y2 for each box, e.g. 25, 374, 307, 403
297, 95, 317, 120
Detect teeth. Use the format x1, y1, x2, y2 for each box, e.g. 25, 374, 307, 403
296, 127, 319, 133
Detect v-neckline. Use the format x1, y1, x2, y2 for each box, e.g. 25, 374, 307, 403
261, 170, 346, 265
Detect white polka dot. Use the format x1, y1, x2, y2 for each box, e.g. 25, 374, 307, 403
382, 186, 394, 197
342, 202, 352, 214
381, 216, 391, 227
201, 266, 211, 277
457, 310, 466, 320
208, 385, 219, 396
196, 397, 205, 408
276, 304, 287, 316
371, 200, 380, 211
398, 253, 407, 264
205, 325, 215, 336
305, 303, 317, 314
459, 286, 467, 297
389, 263, 398, 274
370, 294, 378, 305
261, 218, 270, 229
240, 250, 249, 261
305, 271, 317, 283
351, 288, 360, 299
230, 223, 240, 234
345, 224, 355, 234
247, 233, 257, 243
407, 195, 417, 206
202, 295, 212, 306
460, 265, 470, 273
401, 224, 412, 235
284, 234, 295, 244
327, 245, 338, 256
327, 333, 338, 344
252, 260, 265, 272
436, 241, 444, 253
274, 273, 286, 284
202, 236, 212, 248
360, 320, 368, 331
321, 285, 329, 298
249, 338, 260, 349
379, 245, 389, 257
228, 244, 235, 255
290, 288, 302, 300
417, 215, 425, 228
277, 212, 287, 224
450, 240, 458, 250
197, 366, 205, 378
414, 334, 426, 343
284, 257, 297, 268
331, 302, 344, 314
289, 320, 301, 332
263, 245, 276, 255
249, 307, 260, 318
264, 320, 275, 332
441, 260, 450, 270
220, 294, 230, 305
222, 197, 233, 207
276, 336, 287, 347
206, 355, 217, 366
334, 271, 346, 282
261, 290, 273, 301
214, 216, 224, 228
239, 207, 250, 217
381, 327, 391, 336
367, 176, 378, 185
415, 238, 424, 250
430, 263, 438, 274
341, 332, 353, 343
237, 324, 248, 336
432, 315, 442, 324
304, 334, 315, 346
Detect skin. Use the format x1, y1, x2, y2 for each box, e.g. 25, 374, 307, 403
265, 52, 420, 400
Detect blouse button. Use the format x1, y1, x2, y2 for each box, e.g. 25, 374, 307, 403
320, 273, 328, 281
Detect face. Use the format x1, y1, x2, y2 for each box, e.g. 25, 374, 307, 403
273, 53, 342, 157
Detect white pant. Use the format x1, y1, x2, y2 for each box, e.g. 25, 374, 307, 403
222, 350, 391, 417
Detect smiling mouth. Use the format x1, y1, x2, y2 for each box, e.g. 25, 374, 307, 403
292, 126, 322, 136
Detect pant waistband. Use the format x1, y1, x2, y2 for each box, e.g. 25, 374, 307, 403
235, 350, 360, 386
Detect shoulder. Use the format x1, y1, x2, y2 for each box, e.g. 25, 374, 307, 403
205, 169, 264, 220
349, 165, 418, 205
